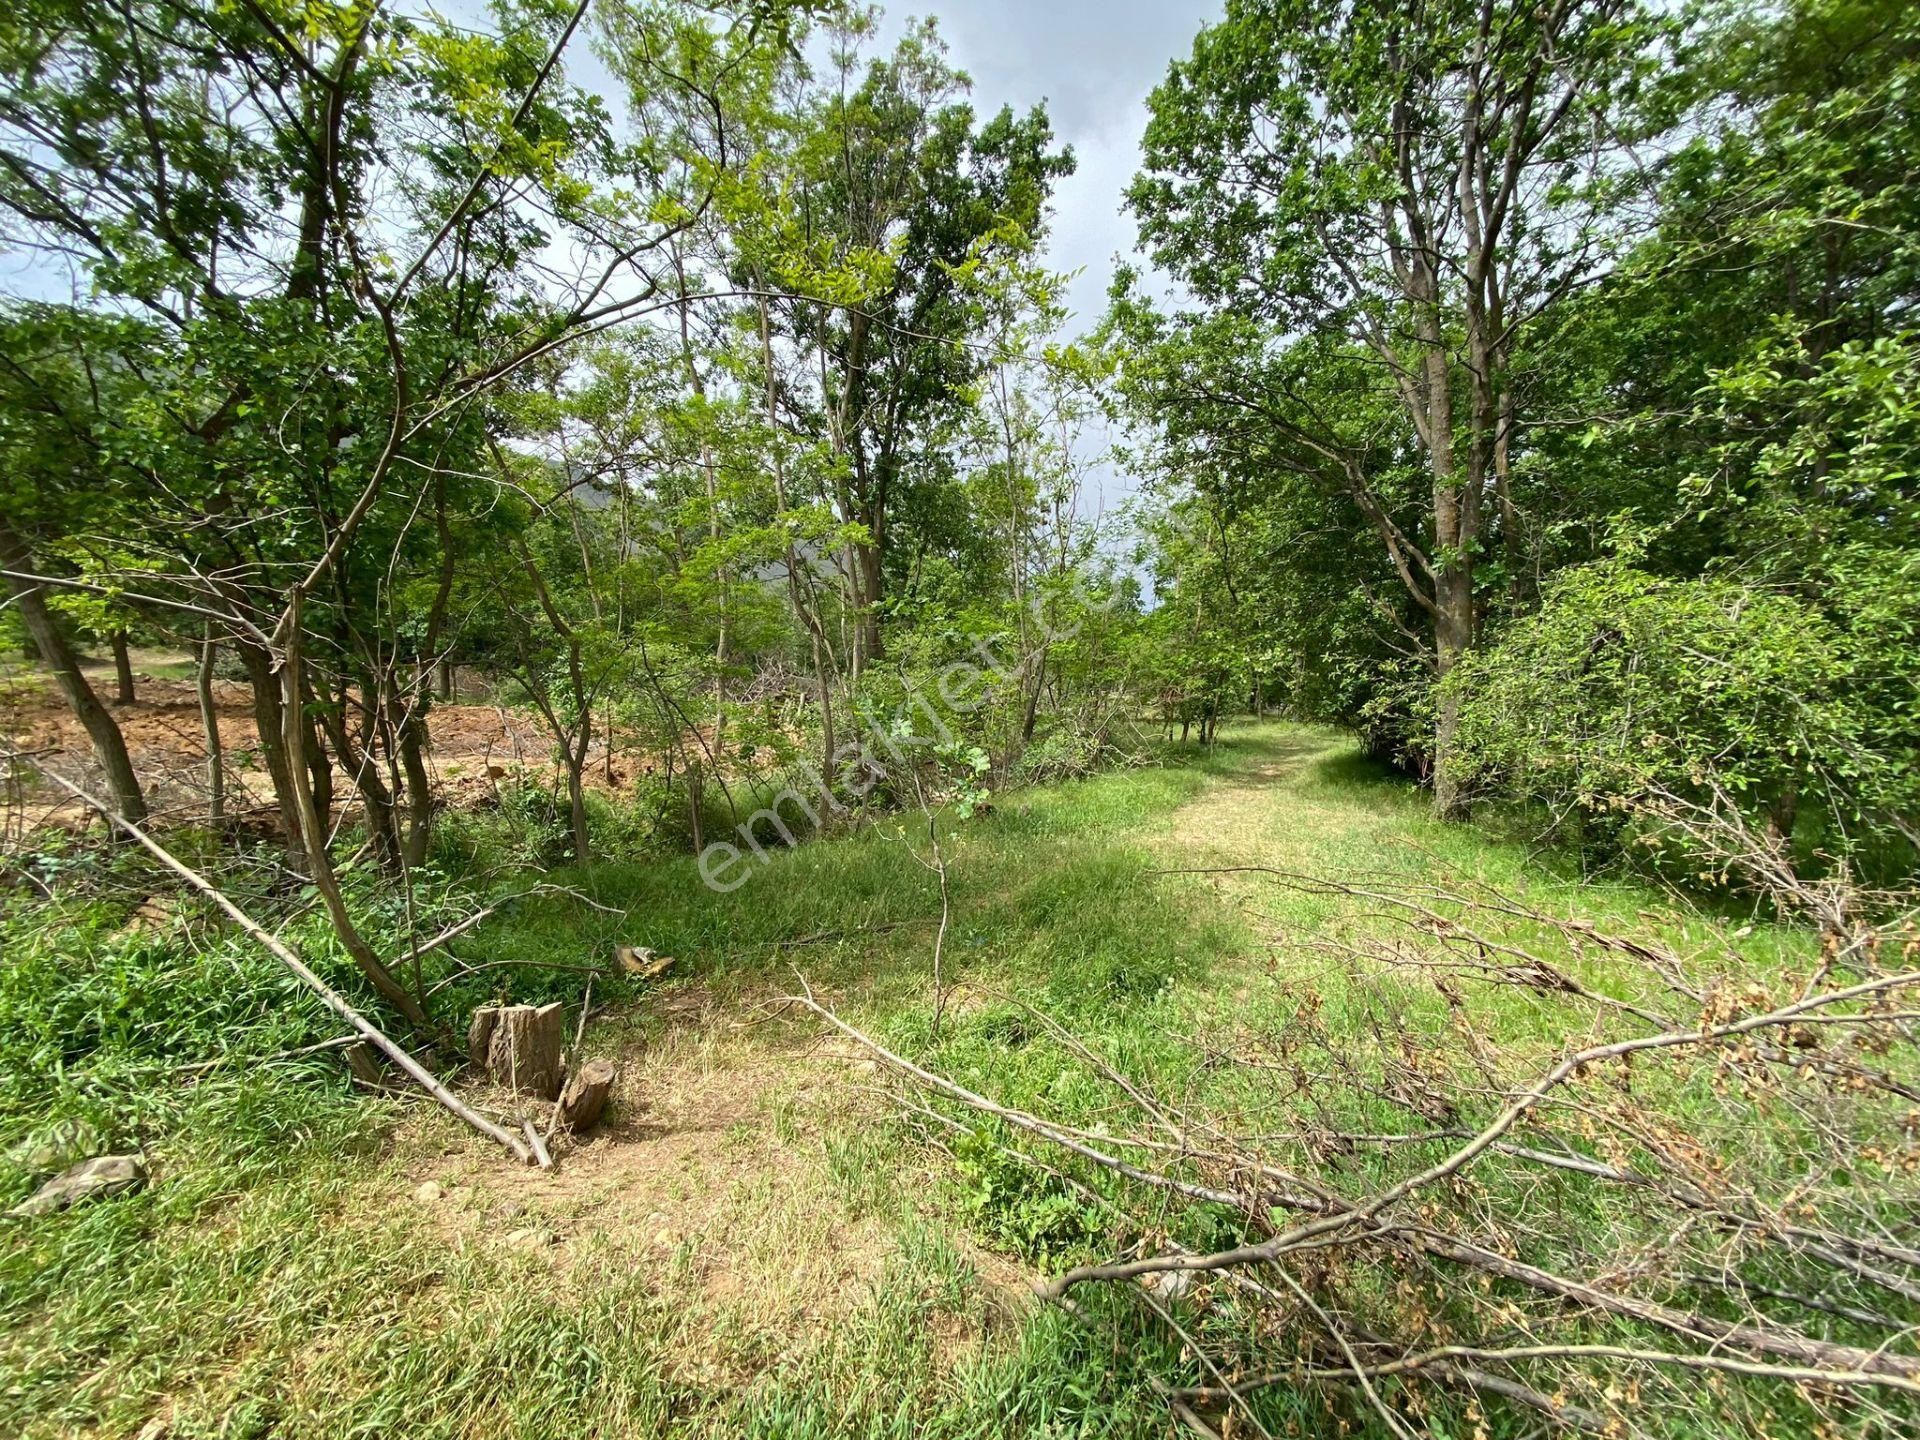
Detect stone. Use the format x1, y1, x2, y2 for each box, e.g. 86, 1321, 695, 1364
5, 1118, 106, 1180
413, 1180, 444, 1203
9, 1154, 146, 1217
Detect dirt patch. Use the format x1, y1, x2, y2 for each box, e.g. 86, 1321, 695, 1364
0, 661, 615, 831
387, 988, 1033, 1381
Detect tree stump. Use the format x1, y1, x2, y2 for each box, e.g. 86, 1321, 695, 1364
341, 1040, 383, 1085
468, 1006, 500, 1070
477, 1002, 565, 1099
555, 1060, 616, 1134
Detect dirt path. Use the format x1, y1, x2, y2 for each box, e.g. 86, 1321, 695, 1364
388, 982, 1031, 1390
1149, 724, 1410, 874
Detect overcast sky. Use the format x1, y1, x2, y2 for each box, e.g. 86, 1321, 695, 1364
870, 1, 1220, 332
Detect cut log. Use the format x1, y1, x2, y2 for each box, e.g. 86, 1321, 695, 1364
556, 1060, 616, 1134
484, 1002, 565, 1099
468, 1006, 501, 1070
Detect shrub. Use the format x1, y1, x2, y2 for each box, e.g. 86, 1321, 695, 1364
1447, 563, 1916, 880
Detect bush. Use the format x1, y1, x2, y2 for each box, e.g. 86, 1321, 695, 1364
1447, 563, 1917, 881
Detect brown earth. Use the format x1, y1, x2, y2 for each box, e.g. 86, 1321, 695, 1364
385, 982, 1032, 1389
0, 653, 658, 833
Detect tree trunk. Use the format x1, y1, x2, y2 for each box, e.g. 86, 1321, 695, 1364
854, 534, 885, 668
318, 692, 401, 874
397, 703, 434, 869
109, 629, 135, 705
1431, 567, 1475, 821
279, 607, 435, 1032
1021, 649, 1046, 744
1422, 302, 1475, 822
196, 624, 225, 822
0, 523, 147, 822
756, 288, 838, 786
566, 753, 590, 864
235, 638, 305, 854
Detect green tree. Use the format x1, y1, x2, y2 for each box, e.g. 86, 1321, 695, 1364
1125, 0, 1671, 814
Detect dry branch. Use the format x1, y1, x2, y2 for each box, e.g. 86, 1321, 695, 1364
800, 846, 1920, 1430
12, 752, 536, 1165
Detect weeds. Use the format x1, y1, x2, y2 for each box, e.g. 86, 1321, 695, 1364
3, 723, 1882, 1437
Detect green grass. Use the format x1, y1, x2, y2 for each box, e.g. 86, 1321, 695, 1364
0, 723, 1902, 1438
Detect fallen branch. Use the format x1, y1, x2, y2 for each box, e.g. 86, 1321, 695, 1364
14, 752, 535, 1165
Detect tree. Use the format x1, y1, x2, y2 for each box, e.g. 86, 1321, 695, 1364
0, 308, 155, 821
759, 18, 1072, 670
1125, 0, 1670, 814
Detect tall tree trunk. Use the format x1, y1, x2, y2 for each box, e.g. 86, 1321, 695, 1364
566, 750, 590, 864
0, 526, 147, 822
320, 695, 401, 874
1021, 649, 1046, 744
110, 629, 135, 705
1422, 309, 1475, 821
397, 703, 434, 869
235, 638, 305, 855
853, 534, 885, 669
196, 624, 225, 822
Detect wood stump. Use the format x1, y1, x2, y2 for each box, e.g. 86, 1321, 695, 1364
468, 1002, 565, 1099
556, 1060, 616, 1134
341, 1040, 383, 1085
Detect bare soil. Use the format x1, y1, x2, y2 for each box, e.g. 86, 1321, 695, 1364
386, 982, 1032, 1386
0, 652, 648, 833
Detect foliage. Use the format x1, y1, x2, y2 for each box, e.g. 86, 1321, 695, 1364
1446, 564, 1916, 877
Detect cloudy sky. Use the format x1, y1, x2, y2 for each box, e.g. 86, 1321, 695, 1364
871, 0, 1221, 331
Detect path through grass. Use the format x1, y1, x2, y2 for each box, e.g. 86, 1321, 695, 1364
0, 723, 1836, 1438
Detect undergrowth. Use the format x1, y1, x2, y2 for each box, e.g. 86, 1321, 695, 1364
0, 723, 1867, 1438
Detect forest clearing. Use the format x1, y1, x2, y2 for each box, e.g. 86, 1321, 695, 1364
2, 0, 1917, 1436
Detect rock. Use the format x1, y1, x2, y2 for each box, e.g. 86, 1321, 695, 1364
503, 1227, 548, 1251
117, 895, 178, 940
413, 1180, 444, 1203
5, 1118, 107, 1180
616, 945, 677, 980
1141, 1268, 1196, 1301
9, 1154, 146, 1217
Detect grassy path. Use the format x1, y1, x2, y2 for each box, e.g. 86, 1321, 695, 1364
0, 724, 1830, 1439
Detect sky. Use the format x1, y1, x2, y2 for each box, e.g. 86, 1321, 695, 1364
868, 0, 1221, 334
